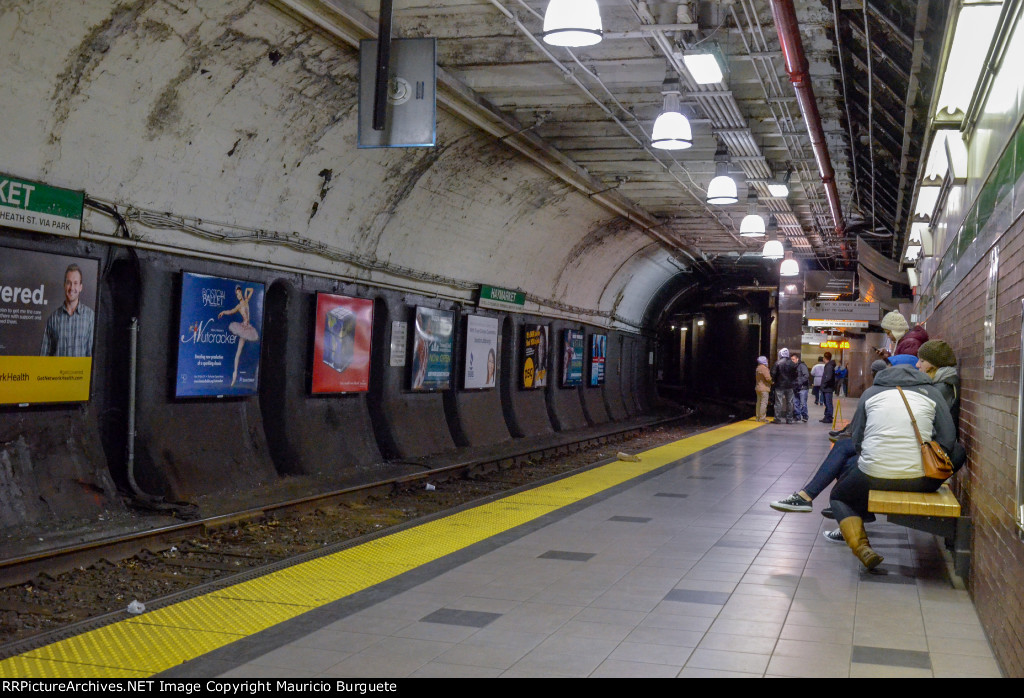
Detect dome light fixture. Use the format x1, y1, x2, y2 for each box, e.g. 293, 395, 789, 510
651, 91, 692, 150
761, 216, 784, 260
706, 144, 738, 205
739, 189, 765, 236
542, 0, 603, 47
779, 250, 800, 276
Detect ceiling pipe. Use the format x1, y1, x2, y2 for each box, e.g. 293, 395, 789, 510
769, 0, 849, 259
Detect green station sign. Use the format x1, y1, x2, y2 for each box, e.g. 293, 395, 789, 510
478, 284, 526, 311
0, 173, 84, 237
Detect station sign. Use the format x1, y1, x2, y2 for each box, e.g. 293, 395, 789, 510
820, 340, 850, 349
804, 300, 879, 321
478, 284, 525, 311
806, 318, 868, 328
0, 173, 84, 238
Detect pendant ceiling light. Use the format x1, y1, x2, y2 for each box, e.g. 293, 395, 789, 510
651, 91, 692, 150
779, 250, 800, 276
706, 144, 738, 205
542, 0, 603, 47
762, 216, 784, 260
739, 189, 765, 236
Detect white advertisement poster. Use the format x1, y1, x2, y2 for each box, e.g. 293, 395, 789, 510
464, 315, 498, 389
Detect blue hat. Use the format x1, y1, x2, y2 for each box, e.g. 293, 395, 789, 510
888, 354, 918, 367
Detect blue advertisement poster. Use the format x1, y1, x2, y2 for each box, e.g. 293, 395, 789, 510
562, 329, 584, 387
175, 272, 265, 397
589, 333, 607, 386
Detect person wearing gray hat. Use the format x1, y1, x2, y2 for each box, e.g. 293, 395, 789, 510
771, 348, 797, 424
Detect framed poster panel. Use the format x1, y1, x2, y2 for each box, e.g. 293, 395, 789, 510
175, 272, 264, 398
311, 293, 374, 394
589, 333, 607, 386
521, 324, 549, 389
464, 314, 498, 389
0, 247, 99, 405
411, 306, 454, 390
562, 329, 584, 387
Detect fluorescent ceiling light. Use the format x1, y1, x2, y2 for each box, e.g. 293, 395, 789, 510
542, 0, 603, 47
696, 320, 704, 327
909, 222, 928, 244
907, 268, 920, 288
914, 186, 941, 219
934, 3, 1002, 120
767, 169, 791, 198
682, 52, 723, 84
945, 131, 968, 182
738, 313, 748, 320
651, 92, 692, 150
905, 244, 922, 262
923, 130, 953, 182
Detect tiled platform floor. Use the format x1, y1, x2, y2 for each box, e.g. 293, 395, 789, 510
169, 416, 1001, 678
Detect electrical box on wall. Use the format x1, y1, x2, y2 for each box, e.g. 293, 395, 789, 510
358, 38, 437, 148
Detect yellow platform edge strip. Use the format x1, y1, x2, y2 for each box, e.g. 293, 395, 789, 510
0, 420, 761, 678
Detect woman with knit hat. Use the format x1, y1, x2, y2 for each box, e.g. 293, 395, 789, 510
880, 310, 929, 356
754, 356, 772, 422
917, 340, 960, 430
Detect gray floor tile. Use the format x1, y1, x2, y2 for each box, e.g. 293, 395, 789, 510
419, 607, 502, 628
538, 550, 596, 561
852, 645, 932, 669
663, 588, 731, 605
591, 659, 683, 677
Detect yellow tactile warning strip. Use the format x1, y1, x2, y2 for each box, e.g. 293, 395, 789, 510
0, 420, 762, 678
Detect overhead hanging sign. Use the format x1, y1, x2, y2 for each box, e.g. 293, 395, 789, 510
477, 284, 525, 312
0, 173, 84, 237
806, 318, 868, 329
804, 301, 879, 321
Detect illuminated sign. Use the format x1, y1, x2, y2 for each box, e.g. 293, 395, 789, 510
820, 340, 850, 349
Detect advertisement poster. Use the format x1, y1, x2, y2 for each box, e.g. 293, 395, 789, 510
411, 306, 454, 390
522, 324, 549, 389
589, 333, 607, 386
0, 247, 98, 405
464, 315, 498, 389
176, 272, 265, 398
311, 293, 374, 394
562, 329, 584, 387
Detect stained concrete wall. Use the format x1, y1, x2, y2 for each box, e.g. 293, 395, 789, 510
603, 332, 630, 421
259, 280, 382, 478
452, 311, 512, 448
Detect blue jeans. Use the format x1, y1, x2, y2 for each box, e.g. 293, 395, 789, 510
793, 389, 808, 421
804, 438, 857, 499
821, 389, 834, 420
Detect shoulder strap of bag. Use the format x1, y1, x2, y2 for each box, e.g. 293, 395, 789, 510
896, 386, 925, 446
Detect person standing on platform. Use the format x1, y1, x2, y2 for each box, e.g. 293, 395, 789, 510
771, 347, 797, 424
791, 352, 810, 423
819, 351, 837, 424
879, 310, 929, 357
754, 356, 772, 422
811, 356, 825, 404
835, 362, 848, 397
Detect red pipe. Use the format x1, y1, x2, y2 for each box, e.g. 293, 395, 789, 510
770, 0, 848, 257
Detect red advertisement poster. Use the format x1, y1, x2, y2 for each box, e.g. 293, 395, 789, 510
311, 293, 374, 394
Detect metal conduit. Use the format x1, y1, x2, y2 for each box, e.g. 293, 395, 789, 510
769, 0, 849, 257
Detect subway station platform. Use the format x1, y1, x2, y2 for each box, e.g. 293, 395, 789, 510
0, 412, 1002, 678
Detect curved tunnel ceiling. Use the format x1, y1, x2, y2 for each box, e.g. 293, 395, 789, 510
0, 1, 939, 331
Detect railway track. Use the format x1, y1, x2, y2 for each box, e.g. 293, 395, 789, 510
0, 413, 715, 657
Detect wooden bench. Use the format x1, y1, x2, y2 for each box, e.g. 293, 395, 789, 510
869, 484, 971, 581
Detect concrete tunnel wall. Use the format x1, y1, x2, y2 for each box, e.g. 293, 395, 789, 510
0, 1, 693, 519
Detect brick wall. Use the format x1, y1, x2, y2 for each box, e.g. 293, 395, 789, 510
927, 212, 1024, 677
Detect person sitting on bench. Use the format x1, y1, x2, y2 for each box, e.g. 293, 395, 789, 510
828, 363, 956, 570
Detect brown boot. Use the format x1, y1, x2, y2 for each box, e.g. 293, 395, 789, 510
838, 516, 883, 570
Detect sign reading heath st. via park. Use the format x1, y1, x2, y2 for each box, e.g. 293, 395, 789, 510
0, 173, 84, 237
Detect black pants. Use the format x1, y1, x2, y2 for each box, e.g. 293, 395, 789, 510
830, 466, 944, 522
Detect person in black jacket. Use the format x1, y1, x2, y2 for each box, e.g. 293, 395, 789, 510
819, 351, 837, 423
770, 347, 798, 424
791, 352, 810, 422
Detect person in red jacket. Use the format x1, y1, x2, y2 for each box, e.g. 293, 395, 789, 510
879, 310, 929, 357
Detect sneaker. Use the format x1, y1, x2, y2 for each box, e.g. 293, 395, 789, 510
820, 418, 832, 423
823, 529, 845, 544
770, 493, 813, 513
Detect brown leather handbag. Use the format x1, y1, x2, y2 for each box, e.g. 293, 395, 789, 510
896, 386, 954, 481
